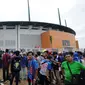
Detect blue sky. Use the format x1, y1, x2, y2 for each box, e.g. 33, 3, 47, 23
0, 0, 84, 48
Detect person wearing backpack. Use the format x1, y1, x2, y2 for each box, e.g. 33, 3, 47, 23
10, 51, 21, 85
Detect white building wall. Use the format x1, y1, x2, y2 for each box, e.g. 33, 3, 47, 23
0, 25, 45, 50
0, 26, 17, 50
0, 29, 5, 49
20, 34, 41, 49
18, 26, 45, 49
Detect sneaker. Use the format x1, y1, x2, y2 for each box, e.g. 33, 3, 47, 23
0, 80, 4, 83
0, 83, 4, 85
4, 80, 9, 84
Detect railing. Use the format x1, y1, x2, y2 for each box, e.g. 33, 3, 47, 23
20, 48, 83, 53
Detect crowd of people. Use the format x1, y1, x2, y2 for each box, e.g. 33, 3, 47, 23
0, 49, 85, 85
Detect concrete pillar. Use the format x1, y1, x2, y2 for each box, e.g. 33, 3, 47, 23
3, 25, 6, 50
17, 25, 20, 50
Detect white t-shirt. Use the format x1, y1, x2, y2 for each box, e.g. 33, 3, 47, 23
40, 62, 48, 76
37, 56, 44, 63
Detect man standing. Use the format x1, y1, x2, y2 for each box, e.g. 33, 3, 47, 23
37, 51, 44, 64
39, 51, 52, 85
26, 51, 39, 85
20, 52, 27, 80
52, 52, 61, 85
2, 49, 10, 82
62, 52, 85, 85
10, 51, 21, 85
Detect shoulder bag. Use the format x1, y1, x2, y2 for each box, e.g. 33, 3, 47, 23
67, 62, 80, 85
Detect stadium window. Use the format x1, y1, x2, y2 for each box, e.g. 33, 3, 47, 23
32, 27, 39, 30
5, 40, 16, 46
42, 28, 48, 31
0, 28, 3, 29
62, 40, 70, 46
0, 40, 4, 46
20, 27, 28, 29
6, 26, 15, 29
20, 26, 29, 29
0, 26, 3, 29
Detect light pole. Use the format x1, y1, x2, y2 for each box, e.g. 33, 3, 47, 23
17, 25, 18, 50
27, 0, 31, 21
65, 19, 67, 27
58, 8, 61, 25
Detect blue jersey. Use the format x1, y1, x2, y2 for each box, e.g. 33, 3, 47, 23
73, 52, 81, 62
47, 61, 52, 70
40, 59, 52, 76
20, 56, 27, 68
27, 59, 39, 80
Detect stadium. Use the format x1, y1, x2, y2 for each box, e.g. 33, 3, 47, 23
0, 21, 78, 52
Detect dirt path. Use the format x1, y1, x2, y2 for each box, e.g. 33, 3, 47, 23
4, 80, 28, 85
0, 69, 64, 85
0, 69, 28, 85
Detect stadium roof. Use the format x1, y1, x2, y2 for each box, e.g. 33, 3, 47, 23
0, 21, 76, 35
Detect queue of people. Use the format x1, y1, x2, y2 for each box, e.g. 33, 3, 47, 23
0, 49, 85, 85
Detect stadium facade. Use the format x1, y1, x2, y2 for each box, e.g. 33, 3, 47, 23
0, 21, 78, 52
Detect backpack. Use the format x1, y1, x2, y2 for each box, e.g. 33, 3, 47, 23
13, 58, 21, 72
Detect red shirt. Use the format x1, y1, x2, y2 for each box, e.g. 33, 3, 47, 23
2, 53, 10, 68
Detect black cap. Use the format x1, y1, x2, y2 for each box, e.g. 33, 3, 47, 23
14, 51, 20, 56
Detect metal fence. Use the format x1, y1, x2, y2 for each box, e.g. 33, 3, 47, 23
20, 48, 84, 53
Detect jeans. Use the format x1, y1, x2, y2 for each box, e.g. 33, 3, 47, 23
27, 78, 37, 85
0, 59, 2, 68
3, 67, 9, 82
53, 69, 62, 85
78, 70, 85, 85
40, 74, 50, 85
28, 78, 32, 85
10, 72, 19, 85
20, 67, 27, 80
